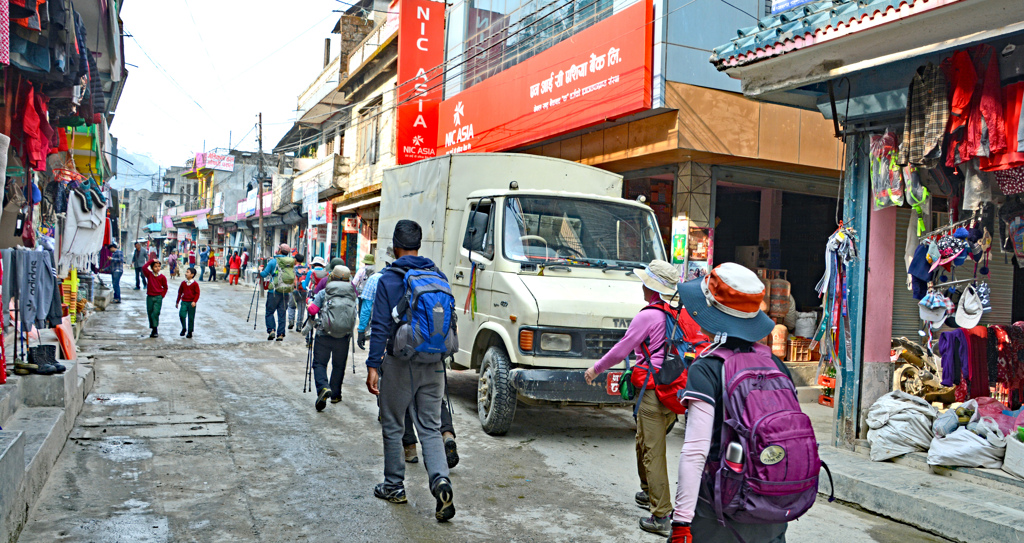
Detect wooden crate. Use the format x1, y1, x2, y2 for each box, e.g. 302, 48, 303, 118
788, 338, 812, 362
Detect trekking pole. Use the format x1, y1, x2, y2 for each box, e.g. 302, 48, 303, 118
303, 340, 312, 393
245, 279, 259, 322
253, 282, 262, 331
351, 333, 356, 375
306, 335, 315, 393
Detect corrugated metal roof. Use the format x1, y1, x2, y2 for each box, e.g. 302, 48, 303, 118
711, 0, 966, 70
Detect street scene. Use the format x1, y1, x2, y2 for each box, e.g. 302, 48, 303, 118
1, 0, 1024, 542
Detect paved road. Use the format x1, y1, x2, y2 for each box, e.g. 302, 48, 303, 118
18, 274, 950, 542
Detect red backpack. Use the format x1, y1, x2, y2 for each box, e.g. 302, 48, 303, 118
629, 302, 709, 414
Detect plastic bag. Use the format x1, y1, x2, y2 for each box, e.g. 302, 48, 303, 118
928, 422, 1006, 468
933, 410, 959, 438
866, 391, 938, 461
870, 131, 904, 210
968, 398, 1018, 436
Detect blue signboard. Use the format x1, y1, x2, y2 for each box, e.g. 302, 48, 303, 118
772, 0, 816, 14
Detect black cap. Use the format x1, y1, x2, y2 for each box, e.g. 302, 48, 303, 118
393, 220, 422, 250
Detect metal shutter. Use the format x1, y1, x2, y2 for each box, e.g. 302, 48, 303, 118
892, 208, 1014, 340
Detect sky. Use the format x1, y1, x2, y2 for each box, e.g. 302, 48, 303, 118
110, 0, 346, 188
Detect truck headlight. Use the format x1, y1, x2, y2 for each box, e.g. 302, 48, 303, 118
539, 333, 572, 352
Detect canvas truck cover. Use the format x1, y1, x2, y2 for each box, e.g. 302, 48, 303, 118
378, 153, 622, 266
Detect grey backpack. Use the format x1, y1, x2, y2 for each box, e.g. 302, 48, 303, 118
317, 283, 357, 338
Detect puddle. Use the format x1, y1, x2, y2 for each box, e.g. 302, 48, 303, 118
96, 437, 153, 462
88, 393, 158, 405
70, 499, 169, 543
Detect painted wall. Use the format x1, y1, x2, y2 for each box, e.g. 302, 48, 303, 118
664, 0, 760, 92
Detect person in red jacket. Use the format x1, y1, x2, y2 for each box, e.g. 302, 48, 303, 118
142, 257, 169, 338
207, 251, 218, 282
228, 251, 242, 286
177, 267, 201, 338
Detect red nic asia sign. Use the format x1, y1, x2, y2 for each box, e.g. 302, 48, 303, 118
395, 0, 445, 164
437, 0, 652, 154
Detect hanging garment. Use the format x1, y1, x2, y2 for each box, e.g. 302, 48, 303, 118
0, 0, 10, 66
945, 46, 1008, 167
961, 159, 997, 210
938, 329, 969, 387
899, 63, 950, 168
16, 248, 54, 331
58, 188, 106, 273
981, 82, 1024, 171
964, 325, 990, 400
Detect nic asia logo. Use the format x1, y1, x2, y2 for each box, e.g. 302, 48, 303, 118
444, 101, 474, 151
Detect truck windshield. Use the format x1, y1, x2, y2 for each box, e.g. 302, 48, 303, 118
503, 196, 665, 267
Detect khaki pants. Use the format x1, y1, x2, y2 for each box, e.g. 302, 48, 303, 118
636, 390, 677, 518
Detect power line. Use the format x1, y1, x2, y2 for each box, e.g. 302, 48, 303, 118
181, 0, 226, 88
229, 13, 338, 81
127, 33, 216, 122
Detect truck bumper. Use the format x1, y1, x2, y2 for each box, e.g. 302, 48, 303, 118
510, 368, 629, 404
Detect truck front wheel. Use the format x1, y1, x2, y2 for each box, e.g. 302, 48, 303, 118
477, 346, 516, 435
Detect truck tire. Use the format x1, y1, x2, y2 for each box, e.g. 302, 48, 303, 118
478, 345, 516, 436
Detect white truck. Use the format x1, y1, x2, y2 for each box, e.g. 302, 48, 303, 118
378, 153, 667, 435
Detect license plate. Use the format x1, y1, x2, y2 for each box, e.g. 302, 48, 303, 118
605, 371, 623, 396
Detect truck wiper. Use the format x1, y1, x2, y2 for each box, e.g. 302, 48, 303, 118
602, 265, 635, 274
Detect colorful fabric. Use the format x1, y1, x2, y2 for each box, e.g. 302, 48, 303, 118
995, 166, 1024, 196
898, 63, 949, 168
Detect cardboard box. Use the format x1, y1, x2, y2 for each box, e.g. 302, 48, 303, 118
1003, 436, 1024, 479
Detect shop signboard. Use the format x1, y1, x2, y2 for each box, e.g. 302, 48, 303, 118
771, 0, 815, 14
213, 192, 224, 215
163, 215, 174, 229
671, 216, 687, 265
343, 217, 358, 234
309, 201, 328, 226
317, 224, 328, 243
395, 0, 445, 164
245, 189, 257, 217
236, 200, 247, 216
436, 0, 652, 154
195, 213, 209, 230
195, 152, 235, 172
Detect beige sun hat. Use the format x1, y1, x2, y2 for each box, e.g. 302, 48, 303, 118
331, 265, 352, 281
633, 260, 680, 303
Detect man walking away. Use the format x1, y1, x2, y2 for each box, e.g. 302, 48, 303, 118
584, 260, 708, 537
306, 265, 356, 410
352, 254, 375, 302
132, 242, 148, 290
260, 244, 296, 341
188, 246, 196, 268
208, 250, 218, 282
288, 254, 309, 330
177, 267, 200, 338
108, 242, 124, 303
198, 246, 209, 281
366, 220, 457, 522
240, 248, 249, 282
313, 257, 345, 295
142, 257, 169, 338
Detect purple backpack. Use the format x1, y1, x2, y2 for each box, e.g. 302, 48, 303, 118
702, 344, 832, 527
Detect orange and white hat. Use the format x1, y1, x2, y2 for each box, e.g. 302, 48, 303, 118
676, 262, 775, 342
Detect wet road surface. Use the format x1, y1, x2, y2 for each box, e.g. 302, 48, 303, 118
17, 275, 951, 542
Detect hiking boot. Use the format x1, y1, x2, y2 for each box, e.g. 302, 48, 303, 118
288, 322, 294, 330
267, 333, 276, 341
186, 332, 193, 339
331, 392, 341, 404
150, 328, 159, 338
315, 388, 330, 412
404, 443, 419, 463
431, 477, 456, 522
39, 346, 65, 373
276, 335, 284, 341
373, 483, 407, 504
180, 328, 186, 337
639, 514, 670, 536
635, 490, 650, 510
444, 436, 459, 469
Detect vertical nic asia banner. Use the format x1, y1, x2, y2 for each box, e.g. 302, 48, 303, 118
395, 0, 445, 164
437, 0, 652, 155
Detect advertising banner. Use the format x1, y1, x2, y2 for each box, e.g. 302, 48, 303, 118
395, 0, 445, 164
195, 152, 235, 172
309, 201, 328, 226
163, 215, 174, 229
213, 192, 224, 215
245, 189, 257, 217
236, 200, 247, 216
196, 213, 209, 230
771, 0, 816, 14
437, 0, 652, 154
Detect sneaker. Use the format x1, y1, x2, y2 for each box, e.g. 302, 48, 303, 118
331, 393, 341, 404
635, 490, 650, 510
431, 477, 456, 522
288, 322, 294, 330
373, 483, 408, 504
276, 335, 284, 341
113, 299, 121, 304
639, 514, 670, 537
180, 328, 186, 337
315, 388, 330, 412
404, 443, 419, 463
268, 333, 276, 341
444, 436, 460, 469
186, 332, 193, 339
150, 328, 158, 338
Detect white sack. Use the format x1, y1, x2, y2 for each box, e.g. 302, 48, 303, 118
928, 422, 1006, 468
867, 391, 938, 461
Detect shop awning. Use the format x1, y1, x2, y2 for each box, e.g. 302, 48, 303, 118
336, 195, 380, 213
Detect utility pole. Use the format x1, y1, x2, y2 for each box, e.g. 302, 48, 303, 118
257, 113, 266, 261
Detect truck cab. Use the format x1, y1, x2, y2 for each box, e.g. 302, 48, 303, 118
378, 154, 667, 435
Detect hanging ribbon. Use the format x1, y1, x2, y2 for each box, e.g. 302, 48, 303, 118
462, 263, 478, 320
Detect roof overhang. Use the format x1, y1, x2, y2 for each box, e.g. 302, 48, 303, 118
719, 0, 1024, 100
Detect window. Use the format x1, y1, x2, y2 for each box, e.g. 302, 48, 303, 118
462, 201, 495, 259
359, 103, 381, 165
325, 131, 336, 156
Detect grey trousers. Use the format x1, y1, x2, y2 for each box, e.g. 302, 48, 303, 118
379, 355, 449, 488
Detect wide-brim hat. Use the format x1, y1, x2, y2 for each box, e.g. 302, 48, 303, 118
955, 285, 983, 328
633, 260, 681, 303
363, 254, 375, 265
676, 263, 775, 342
311, 256, 326, 267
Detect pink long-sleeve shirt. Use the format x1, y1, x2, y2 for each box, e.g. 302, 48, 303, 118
591, 303, 666, 374
674, 399, 714, 523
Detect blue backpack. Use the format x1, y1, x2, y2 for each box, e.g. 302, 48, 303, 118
387, 266, 458, 363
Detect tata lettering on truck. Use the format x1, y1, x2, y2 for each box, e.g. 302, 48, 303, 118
378, 153, 666, 435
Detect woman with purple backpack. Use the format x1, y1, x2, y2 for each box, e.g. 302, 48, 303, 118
669, 262, 823, 543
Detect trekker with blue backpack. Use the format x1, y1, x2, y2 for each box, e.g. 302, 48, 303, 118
669, 263, 828, 543
584, 260, 708, 537
366, 220, 457, 522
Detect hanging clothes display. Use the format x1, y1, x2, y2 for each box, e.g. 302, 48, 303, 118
58, 187, 107, 273
899, 63, 950, 168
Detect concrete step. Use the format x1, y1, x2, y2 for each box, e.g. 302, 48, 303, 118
0, 406, 69, 542
0, 430, 25, 538
797, 385, 823, 403
0, 378, 21, 428
820, 446, 1024, 543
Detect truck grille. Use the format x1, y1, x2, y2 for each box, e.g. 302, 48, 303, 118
584, 331, 626, 358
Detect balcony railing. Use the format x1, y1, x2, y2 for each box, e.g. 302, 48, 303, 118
347, 19, 397, 77
298, 55, 342, 115
293, 154, 350, 202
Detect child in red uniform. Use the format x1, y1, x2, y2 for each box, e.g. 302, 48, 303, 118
177, 267, 201, 338
142, 258, 169, 337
